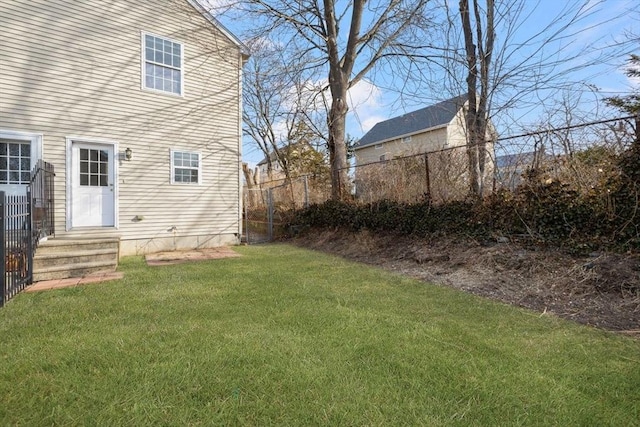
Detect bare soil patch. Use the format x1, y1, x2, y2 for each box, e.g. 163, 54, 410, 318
291, 230, 640, 335
145, 247, 241, 266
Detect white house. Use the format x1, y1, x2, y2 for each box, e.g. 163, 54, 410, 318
354, 95, 471, 164
0, 0, 248, 263
353, 95, 496, 202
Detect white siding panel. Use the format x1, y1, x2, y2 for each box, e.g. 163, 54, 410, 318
354, 127, 449, 166
0, 0, 243, 253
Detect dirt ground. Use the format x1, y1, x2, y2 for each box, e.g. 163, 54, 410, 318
291, 230, 640, 336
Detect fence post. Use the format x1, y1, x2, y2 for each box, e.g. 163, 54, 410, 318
0, 191, 5, 307
303, 175, 309, 208
243, 192, 250, 244
267, 188, 274, 241
26, 188, 33, 282
424, 153, 432, 203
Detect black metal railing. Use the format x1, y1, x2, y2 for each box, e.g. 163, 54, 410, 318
30, 160, 55, 241
1, 192, 32, 306
1, 161, 55, 307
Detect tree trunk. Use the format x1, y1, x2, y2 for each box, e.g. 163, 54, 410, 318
460, 0, 481, 198
460, 0, 494, 199
242, 163, 258, 188
327, 90, 350, 200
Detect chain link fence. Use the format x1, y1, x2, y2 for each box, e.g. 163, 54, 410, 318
243, 116, 637, 242
243, 175, 331, 243
353, 115, 637, 203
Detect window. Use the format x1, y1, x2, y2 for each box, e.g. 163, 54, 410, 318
0, 140, 31, 184
374, 143, 383, 150
143, 33, 183, 95
171, 150, 201, 184
402, 136, 412, 143
79, 148, 108, 187
379, 154, 386, 162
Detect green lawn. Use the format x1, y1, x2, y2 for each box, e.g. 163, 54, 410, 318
1, 244, 638, 426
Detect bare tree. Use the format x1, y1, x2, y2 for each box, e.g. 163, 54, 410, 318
242, 38, 329, 182
236, 0, 432, 199
459, 0, 494, 197
420, 0, 639, 197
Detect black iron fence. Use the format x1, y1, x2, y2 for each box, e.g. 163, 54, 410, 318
1, 161, 55, 307
31, 160, 55, 240
1, 192, 33, 306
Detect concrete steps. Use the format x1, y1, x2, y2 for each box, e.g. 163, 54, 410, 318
33, 238, 120, 282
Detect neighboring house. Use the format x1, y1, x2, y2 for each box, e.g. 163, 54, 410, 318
354, 95, 471, 164
495, 151, 537, 189
353, 95, 496, 202
495, 149, 556, 189
0, 0, 248, 256
256, 142, 325, 184
257, 151, 285, 183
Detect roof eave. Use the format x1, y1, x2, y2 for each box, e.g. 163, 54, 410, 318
187, 0, 251, 59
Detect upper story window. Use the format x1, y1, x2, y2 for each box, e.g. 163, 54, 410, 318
143, 33, 183, 96
374, 143, 383, 150
171, 150, 201, 184
402, 136, 412, 143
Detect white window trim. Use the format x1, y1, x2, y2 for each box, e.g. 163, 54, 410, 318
402, 136, 412, 143
0, 130, 43, 191
141, 31, 185, 97
170, 149, 202, 185
65, 136, 119, 231
0, 129, 43, 165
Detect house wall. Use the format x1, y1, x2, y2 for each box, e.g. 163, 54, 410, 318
0, 0, 243, 255
446, 108, 469, 148
354, 126, 448, 165
354, 103, 498, 202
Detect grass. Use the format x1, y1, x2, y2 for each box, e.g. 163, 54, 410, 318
1, 244, 639, 426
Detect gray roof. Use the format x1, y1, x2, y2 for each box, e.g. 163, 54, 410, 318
355, 95, 467, 149
495, 152, 536, 169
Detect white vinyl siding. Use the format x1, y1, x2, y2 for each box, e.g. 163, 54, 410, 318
355, 127, 449, 165
0, 0, 243, 253
142, 32, 183, 95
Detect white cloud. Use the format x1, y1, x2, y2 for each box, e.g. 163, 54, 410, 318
347, 79, 382, 111
360, 115, 386, 133
346, 79, 386, 136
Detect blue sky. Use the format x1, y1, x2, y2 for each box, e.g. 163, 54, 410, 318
207, 0, 639, 165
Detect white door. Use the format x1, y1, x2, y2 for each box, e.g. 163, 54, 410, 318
71, 142, 115, 227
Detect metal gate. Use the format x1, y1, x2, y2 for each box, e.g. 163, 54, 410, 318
243, 176, 330, 244
243, 187, 273, 244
